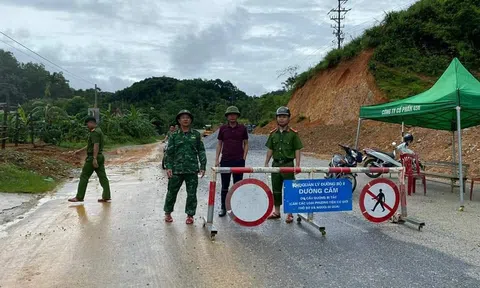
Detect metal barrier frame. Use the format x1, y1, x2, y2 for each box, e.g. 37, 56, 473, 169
202, 166, 424, 240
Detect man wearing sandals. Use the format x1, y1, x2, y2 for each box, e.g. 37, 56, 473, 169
164, 110, 207, 224
264, 106, 303, 223
68, 116, 111, 203
215, 106, 249, 217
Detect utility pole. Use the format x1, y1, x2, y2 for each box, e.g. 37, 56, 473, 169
94, 84, 98, 108
1, 94, 9, 150
89, 84, 101, 123
328, 0, 351, 49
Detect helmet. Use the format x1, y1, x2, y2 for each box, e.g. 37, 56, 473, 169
403, 133, 413, 143
276, 106, 291, 117
225, 106, 240, 117
176, 109, 193, 123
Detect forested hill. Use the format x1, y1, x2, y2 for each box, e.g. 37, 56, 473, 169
106, 77, 290, 128
107, 77, 249, 128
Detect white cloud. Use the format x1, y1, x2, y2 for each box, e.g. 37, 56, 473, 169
0, 0, 417, 95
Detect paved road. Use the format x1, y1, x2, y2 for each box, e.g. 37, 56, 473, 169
0, 145, 479, 288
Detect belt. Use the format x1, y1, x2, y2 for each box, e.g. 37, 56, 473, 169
273, 159, 294, 164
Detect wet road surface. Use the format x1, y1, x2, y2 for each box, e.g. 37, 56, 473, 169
0, 145, 479, 287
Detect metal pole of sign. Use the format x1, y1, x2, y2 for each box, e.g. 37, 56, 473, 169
202, 170, 218, 240
398, 168, 407, 218
296, 171, 326, 235
456, 106, 465, 210
395, 167, 425, 230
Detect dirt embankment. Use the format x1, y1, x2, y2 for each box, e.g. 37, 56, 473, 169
0, 142, 161, 180
256, 51, 480, 175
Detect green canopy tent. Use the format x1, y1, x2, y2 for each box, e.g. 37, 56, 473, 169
355, 58, 480, 208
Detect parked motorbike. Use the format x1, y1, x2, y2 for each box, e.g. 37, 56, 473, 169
363, 142, 423, 178
325, 144, 363, 192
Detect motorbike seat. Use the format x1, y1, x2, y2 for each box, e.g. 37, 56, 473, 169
377, 150, 395, 159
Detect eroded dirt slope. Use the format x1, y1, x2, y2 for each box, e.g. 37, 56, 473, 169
256, 51, 480, 175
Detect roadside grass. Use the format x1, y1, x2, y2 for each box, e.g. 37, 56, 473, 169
0, 164, 57, 193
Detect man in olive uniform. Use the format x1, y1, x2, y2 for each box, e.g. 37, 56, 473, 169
68, 116, 111, 203
164, 110, 207, 224
164, 124, 176, 142
264, 106, 303, 223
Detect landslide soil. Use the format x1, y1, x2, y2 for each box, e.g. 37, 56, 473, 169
0, 142, 160, 181
256, 50, 480, 175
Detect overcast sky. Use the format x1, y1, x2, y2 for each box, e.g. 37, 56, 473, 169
0, 0, 416, 95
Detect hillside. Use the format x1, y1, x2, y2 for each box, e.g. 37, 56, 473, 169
256, 0, 480, 175
107, 77, 290, 130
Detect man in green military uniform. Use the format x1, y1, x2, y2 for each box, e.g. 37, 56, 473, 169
164, 110, 207, 224
264, 106, 303, 223
164, 124, 177, 142
68, 116, 111, 203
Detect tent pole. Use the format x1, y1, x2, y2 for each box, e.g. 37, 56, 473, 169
452, 131, 456, 177
354, 118, 362, 150
455, 106, 464, 209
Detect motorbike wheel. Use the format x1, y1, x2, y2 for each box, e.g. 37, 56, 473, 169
364, 159, 382, 179
340, 174, 357, 192
162, 156, 166, 170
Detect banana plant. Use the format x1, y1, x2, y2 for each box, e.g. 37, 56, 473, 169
31, 100, 68, 124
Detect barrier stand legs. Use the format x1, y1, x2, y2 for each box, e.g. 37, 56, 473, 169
394, 168, 426, 231
296, 171, 327, 235
201, 172, 218, 240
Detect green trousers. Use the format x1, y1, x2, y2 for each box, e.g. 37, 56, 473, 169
76, 155, 111, 200
164, 173, 198, 216
271, 161, 295, 206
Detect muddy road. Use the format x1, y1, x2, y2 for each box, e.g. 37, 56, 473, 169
0, 143, 479, 287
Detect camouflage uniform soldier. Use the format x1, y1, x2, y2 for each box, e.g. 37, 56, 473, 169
164, 124, 177, 142
264, 106, 303, 223
68, 116, 111, 203
164, 110, 207, 224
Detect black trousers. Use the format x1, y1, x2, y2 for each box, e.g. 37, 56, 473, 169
220, 159, 245, 209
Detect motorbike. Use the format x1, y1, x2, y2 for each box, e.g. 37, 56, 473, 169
325, 144, 363, 192
363, 142, 423, 178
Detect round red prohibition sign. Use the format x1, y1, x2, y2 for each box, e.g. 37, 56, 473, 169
359, 178, 400, 223
225, 178, 274, 227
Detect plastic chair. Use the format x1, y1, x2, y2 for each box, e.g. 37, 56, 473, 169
400, 153, 426, 196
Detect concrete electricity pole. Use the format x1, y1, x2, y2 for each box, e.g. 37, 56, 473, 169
328, 0, 351, 49
94, 84, 98, 108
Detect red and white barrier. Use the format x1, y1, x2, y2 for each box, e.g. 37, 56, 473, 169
202, 166, 406, 238
213, 166, 403, 174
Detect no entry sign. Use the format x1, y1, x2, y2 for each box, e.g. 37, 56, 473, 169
225, 179, 274, 227
359, 178, 400, 223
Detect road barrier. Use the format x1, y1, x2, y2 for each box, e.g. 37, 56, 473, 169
202, 166, 424, 240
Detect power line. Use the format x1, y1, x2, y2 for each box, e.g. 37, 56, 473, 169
0, 31, 95, 85
0, 38, 46, 65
